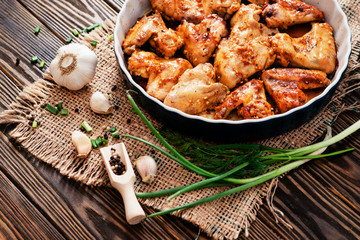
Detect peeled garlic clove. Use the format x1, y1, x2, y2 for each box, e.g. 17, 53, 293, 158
135, 156, 157, 183
72, 130, 92, 158
46, 43, 98, 90
90, 91, 113, 114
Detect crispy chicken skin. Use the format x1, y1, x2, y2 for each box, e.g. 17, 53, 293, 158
214, 4, 277, 89
128, 51, 192, 101
271, 22, 337, 74
247, 0, 269, 7
214, 79, 273, 119
177, 14, 228, 66
263, 0, 324, 29
164, 63, 229, 114
122, 13, 183, 57
261, 68, 331, 113
150, 0, 241, 23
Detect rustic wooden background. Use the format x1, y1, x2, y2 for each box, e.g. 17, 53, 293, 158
0, 0, 359, 239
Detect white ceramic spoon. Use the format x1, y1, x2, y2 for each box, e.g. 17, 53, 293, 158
100, 143, 146, 225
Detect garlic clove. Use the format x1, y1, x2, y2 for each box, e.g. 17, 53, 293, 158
47, 43, 98, 91
72, 130, 92, 158
90, 91, 113, 114
135, 156, 157, 183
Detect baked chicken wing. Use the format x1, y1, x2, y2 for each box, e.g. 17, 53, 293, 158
214, 4, 277, 89
271, 22, 336, 74
177, 14, 228, 66
122, 12, 183, 57
164, 63, 229, 115
150, 0, 241, 23
261, 68, 331, 113
247, 0, 269, 7
263, 0, 324, 29
214, 79, 273, 119
128, 51, 192, 101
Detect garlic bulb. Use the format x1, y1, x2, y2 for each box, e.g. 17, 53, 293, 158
90, 91, 113, 114
72, 130, 92, 158
135, 156, 157, 183
46, 43, 98, 90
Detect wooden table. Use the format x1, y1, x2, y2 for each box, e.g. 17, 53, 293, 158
0, 0, 359, 239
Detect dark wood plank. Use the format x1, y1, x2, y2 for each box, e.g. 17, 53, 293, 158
19, 0, 118, 41
0, 0, 63, 86
0, 70, 21, 111
0, 171, 65, 240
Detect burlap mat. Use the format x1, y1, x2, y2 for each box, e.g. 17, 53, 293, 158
1, 0, 359, 238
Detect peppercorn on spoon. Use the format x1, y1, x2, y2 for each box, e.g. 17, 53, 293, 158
100, 143, 146, 225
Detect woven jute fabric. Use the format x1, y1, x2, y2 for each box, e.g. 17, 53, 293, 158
1, 0, 359, 239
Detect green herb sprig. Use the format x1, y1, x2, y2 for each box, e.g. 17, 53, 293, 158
123, 90, 358, 218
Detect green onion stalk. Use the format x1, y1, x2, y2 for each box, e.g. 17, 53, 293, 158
123, 90, 358, 218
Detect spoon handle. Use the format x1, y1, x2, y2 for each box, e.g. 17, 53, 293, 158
113, 180, 146, 225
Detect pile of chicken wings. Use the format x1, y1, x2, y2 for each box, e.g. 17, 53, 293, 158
122, 0, 336, 120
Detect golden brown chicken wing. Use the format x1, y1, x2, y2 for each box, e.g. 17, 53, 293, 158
214, 4, 277, 89
122, 12, 183, 57
177, 14, 228, 66
263, 0, 324, 29
164, 63, 229, 114
128, 51, 192, 101
261, 68, 331, 113
150, 0, 241, 23
214, 79, 273, 119
247, 0, 269, 7
271, 22, 337, 74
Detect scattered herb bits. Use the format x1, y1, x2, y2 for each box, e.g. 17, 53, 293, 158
60, 109, 68, 116
45, 103, 59, 115
72, 29, 79, 37
57, 102, 63, 111
91, 137, 108, 149
109, 126, 117, 133
107, 34, 114, 40
30, 56, 39, 63
31, 120, 38, 128
34, 26, 41, 34
39, 60, 45, 68
112, 131, 120, 139
65, 37, 73, 43
82, 23, 100, 33
81, 121, 93, 132
91, 40, 97, 46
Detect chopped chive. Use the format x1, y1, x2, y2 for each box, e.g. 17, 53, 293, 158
45, 103, 59, 115
39, 60, 45, 68
91, 40, 97, 46
72, 29, 79, 37
34, 26, 41, 34
32, 120, 38, 128
65, 37, 73, 43
107, 34, 114, 39
81, 121, 92, 132
83, 23, 100, 33
109, 126, 117, 133
60, 109, 68, 116
30, 56, 39, 63
112, 131, 120, 138
102, 138, 109, 144
57, 102, 63, 111
91, 139, 99, 149
95, 137, 103, 146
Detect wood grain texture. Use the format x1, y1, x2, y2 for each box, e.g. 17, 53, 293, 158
0, 171, 65, 240
0, 0, 359, 239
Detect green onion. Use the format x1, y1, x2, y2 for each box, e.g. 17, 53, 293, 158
107, 34, 114, 39
60, 109, 68, 116
91, 139, 99, 149
30, 56, 39, 63
65, 37, 73, 43
31, 120, 38, 128
109, 126, 117, 133
34, 26, 40, 34
45, 103, 59, 115
82, 23, 100, 33
57, 102, 63, 111
81, 121, 92, 132
124, 90, 359, 217
72, 29, 79, 37
112, 131, 120, 138
95, 137, 103, 146
39, 60, 45, 68
91, 40, 97, 46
